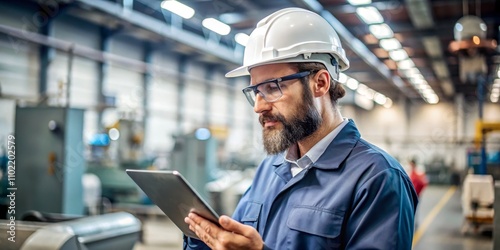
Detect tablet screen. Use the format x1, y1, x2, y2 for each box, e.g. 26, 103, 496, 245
126, 169, 220, 239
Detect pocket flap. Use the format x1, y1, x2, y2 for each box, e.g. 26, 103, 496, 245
287, 206, 344, 238
241, 202, 262, 222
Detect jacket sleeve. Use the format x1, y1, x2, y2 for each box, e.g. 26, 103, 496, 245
345, 168, 418, 250
183, 235, 210, 250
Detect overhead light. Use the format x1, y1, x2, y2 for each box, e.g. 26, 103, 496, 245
235, 33, 249, 46
490, 95, 499, 103
356, 83, 369, 96
397, 59, 415, 70
346, 78, 359, 90
425, 94, 439, 104
369, 24, 394, 39
202, 18, 231, 35
389, 49, 408, 61
402, 67, 420, 78
416, 83, 430, 90
410, 77, 424, 85
472, 36, 481, 45
347, 0, 372, 5
421, 88, 435, 96
379, 38, 401, 51
161, 1, 195, 19
374, 93, 387, 105
365, 88, 376, 99
356, 7, 384, 24
338, 73, 348, 84
383, 98, 393, 108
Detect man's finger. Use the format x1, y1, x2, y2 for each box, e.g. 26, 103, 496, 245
219, 215, 254, 238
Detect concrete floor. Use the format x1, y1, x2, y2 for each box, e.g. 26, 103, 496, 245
134, 185, 494, 250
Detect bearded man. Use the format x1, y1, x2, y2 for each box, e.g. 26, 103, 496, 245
184, 8, 417, 250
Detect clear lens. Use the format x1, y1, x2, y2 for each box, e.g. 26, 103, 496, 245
258, 81, 282, 102
241, 71, 311, 107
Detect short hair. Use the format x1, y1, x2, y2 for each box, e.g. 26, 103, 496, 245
292, 62, 346, 105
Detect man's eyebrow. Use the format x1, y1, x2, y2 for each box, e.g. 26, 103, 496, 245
251, 77, 278, 86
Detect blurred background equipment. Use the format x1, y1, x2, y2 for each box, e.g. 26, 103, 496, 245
14, 106, 86, 218
0, 212, 141, 250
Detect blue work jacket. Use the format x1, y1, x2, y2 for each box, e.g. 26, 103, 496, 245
185, 120, 418, 249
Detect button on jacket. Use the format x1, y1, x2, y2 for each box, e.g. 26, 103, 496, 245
184, 120, 418, 250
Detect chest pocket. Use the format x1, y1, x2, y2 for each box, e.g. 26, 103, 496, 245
241, 202, 262, 229
287, 206, 344, 238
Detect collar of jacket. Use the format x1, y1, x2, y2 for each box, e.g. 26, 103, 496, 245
272, 119, 361, 170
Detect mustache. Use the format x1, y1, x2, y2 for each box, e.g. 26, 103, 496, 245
259, 113, 286, 126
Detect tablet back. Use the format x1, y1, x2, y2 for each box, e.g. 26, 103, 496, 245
126, 169, 219, 239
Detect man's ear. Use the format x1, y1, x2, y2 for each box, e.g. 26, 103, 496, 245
311, 69, 331, 97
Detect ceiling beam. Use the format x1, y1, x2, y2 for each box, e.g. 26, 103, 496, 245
74, 0, 242, 65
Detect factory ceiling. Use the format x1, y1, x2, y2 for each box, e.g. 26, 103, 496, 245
14, 0, 500, 104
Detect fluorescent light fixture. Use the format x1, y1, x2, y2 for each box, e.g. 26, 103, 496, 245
365, 88, 376, 99
425, 94, 439, 104
490, 95, 499, 103
374, 93, 387, 105
346, 78, 359, 90
379, 38, 401, 51
202, 18, 231, 35
348, 0, 372, 5
416, 83, 430, 90
421, 88, 435, 96
400, 67, 419, 78
356, 7, 384, 24
397, 59, 415, 70
383, 98, 393, 108
338, 73, 348, 84
389, 49, 408, 61
235, 33, 249, 46
161, 0, 195, 19
354, 93, 374, 110
356, 83, 369, 96
369, 24, 394, 39
497, 68, 500, 78
410, 77, 424, 85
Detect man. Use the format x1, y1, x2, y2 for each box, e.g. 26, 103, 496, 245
184, 7, 418, 249
409, 159, 428, 197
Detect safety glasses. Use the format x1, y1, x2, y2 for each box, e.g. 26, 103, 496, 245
242, 71, 311, 106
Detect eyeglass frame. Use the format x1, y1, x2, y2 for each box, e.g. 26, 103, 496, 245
241, 71, 312, 106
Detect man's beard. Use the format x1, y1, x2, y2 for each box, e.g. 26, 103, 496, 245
260, 93, 322, 155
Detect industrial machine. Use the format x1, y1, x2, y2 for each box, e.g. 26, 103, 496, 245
461, 174, 495, 234
0, 212, 141, 250
14, 106, 86, 218
86, 118, 148, 205
169, 128, 220, 201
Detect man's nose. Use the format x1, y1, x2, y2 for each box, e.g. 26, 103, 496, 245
253, 94, 271, 113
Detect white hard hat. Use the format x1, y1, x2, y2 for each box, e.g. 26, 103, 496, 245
226, 7, 349, 80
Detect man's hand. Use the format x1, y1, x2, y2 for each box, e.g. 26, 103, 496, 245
184, 212, 264, 250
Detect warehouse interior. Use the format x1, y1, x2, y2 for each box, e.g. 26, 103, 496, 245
0, 0, 499, 249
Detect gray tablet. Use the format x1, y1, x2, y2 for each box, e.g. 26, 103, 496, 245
126, 169, 220, 239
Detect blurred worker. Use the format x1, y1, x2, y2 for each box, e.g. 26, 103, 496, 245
409, 159, 428, 197
184, 8, 417, 250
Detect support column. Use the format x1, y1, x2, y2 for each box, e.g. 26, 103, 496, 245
142, 42, 154, 137
176, 55, 188, 134
97, 27, 112, 129
203, 65, 214, 126
38, 17, 54, 102
227, 77, 236, 130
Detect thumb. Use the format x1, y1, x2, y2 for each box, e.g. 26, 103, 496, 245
219, 215, 247, 235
